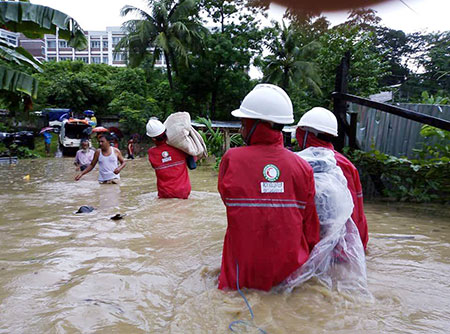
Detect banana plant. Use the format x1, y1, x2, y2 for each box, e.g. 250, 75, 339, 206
0, 0, 87, 98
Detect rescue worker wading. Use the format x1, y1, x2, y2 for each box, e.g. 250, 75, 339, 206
146, 118, 191, 199
218, 84, 321, 291
296, 107, 369, 249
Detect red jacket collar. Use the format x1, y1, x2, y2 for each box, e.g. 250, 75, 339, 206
249, 122, 284, 147
154, 139, 167, 147
295, 128, 334, 150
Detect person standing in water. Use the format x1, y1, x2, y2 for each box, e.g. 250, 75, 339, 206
74, 139, 95, 171
127, 138, 134, 159
217, 84, 320, 291
75, 133, 126, 184
296, 107, 369, 249
42, 131, 52, 156
146, 118, 192, 199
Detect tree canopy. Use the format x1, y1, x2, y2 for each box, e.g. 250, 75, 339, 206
0, 0, 86, 99
4, 1, 447, 134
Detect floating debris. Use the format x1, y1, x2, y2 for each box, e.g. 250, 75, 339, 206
75, 206, 95, 214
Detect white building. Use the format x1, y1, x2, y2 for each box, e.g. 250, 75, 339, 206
45, 26, 127, 66
1, 26, 165, 68
0, 29, 19, 47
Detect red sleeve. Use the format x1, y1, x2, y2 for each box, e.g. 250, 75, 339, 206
353, 167, 369, 249
148, 148, 156, 169
303, 168, 321, 252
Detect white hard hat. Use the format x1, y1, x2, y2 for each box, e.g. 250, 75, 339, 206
146, 118, 166, 137
298, 107, 338, 137
231, 84, 294, 124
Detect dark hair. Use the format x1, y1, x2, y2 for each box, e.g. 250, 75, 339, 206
98, 133, 113, 142
153, 132, 167, 141
271, 123, 284, 131
317, 133, 334, 142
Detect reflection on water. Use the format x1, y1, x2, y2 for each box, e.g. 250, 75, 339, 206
1, 158, 449, 333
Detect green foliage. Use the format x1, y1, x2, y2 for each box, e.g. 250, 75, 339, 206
0, 1, 86, 49
346, 123, 450, 203
33, 61, 172, 120
413, 125, 450, 160
111, 67, 149, 97
345, 147, 450, 203
16, 145, 40, 158
257, 21, 322, 95
256, 11, 390, 119
2, 143, 40, 159
119, 107, 151, 135
0, 65, 38, 98
119, 0, 206, 89
175, 0, 266, 119
0, 1, 86, 97
109, 91, 162, 134
195, 117, 244, 169
317, 25, 389, 100
420, 91, 449, 105
196, 117, 224, 158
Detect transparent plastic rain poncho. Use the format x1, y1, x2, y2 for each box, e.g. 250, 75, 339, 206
278, 147, 369, 295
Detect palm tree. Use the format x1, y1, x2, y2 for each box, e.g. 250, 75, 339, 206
261, 21, 322, 95
0, 0, 86, 98
119, 0, 205, 90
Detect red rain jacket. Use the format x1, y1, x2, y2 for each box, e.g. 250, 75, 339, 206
218, 123, 320, 291
296, 129, 369, 249
148, 140, 191, 199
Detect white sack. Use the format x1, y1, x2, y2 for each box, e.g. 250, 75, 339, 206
164, 112, 208, 159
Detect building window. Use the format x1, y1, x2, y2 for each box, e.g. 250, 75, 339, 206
113, 53, 125, 61
59, 40, 68, 48
47, 40, 56, 48
0, 30, 18, 46
47, 57, 56, 62
91, 40, 100, 49
91, 57, 101, 64
76, 57, 89, 63
103, 57, 109, 64
112, 37, 122, 46
60, 57, 72, 61
103, 41, 108, 49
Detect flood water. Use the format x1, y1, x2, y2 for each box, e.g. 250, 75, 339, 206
1, 158, 449, 333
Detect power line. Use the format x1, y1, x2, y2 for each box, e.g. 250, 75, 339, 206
399, 0, 419, 15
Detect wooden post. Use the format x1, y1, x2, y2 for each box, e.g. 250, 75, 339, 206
223, 128, 231, 152
333, 51, 350, 151
349, 112, 358, 149
332, 92, 450, 131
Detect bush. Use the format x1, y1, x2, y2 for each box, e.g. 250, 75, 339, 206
413, 125, 450, 160
345, 148, 450, 203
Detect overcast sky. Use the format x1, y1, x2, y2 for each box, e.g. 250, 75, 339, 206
32, 0, 449, 33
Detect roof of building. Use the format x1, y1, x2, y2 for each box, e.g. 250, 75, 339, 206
191, 120, 297, 132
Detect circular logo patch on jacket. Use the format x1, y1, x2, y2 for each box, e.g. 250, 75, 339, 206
263, 164, 280, 182
162, 151, 169, 158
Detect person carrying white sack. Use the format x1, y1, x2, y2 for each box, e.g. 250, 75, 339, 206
163, 112, 207, 163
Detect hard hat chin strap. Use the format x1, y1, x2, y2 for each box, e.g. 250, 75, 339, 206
302, 130, 309, 150
244, 120, 260, 145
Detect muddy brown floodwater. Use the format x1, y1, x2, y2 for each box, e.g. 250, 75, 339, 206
0, 158, 449, 333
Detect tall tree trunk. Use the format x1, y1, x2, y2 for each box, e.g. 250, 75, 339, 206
164, 51, 174, 90
210, 73, 222, 118
283, 67, 289, 91
169, 48, 179, 75
211, 85, 217, 118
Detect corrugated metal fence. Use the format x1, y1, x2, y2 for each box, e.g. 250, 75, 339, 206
348, 103, 450, 158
